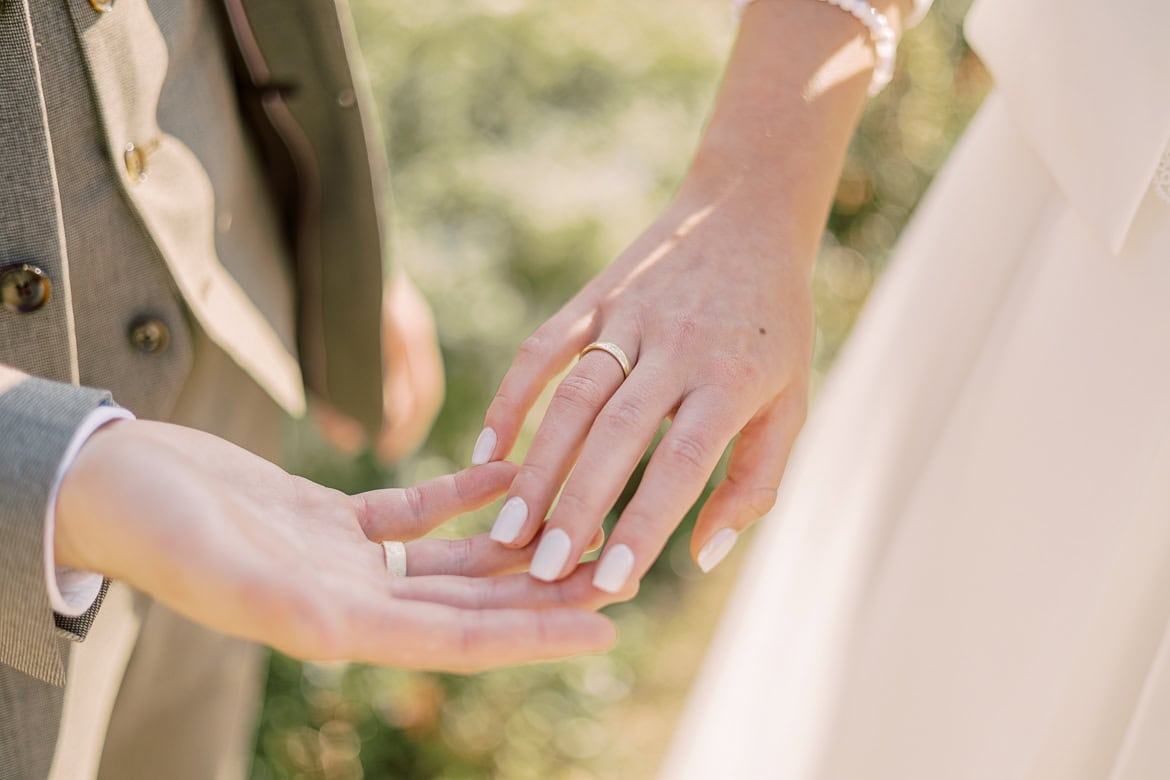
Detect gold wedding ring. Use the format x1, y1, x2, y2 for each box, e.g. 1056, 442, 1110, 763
382, 541, 407, 577
580, 341, 633, 379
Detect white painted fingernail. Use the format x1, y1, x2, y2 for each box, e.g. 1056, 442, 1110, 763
592, 544, 635, 594
471, 427, 497, 465
697, 529, 739, 573
530, 528, 572, 582
490, 497, 528, 544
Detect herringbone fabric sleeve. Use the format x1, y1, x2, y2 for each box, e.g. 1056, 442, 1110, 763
0, 365, 113, 686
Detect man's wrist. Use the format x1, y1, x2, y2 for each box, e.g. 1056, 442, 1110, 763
51, 413, 133, 575
45, 406, 134, 615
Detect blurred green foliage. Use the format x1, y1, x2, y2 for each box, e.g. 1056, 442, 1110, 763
253, 1, 987, 778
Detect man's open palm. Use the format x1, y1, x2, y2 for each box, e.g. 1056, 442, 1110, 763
55, 421, 622, 672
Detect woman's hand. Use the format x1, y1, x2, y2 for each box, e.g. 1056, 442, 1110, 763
475, 0, 902, 592
476, 182, 814, 592
55, 420, 623, 672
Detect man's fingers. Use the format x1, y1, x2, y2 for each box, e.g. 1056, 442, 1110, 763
489, 340, 634, 549
405, 527, 606, 578
387, 564, 636, 612
528, 362, 677, 583
474, 312, 596, 466
348, 600, 618, 673
589, 392, 740, 594
691, 395, 805, 570
354, 461, 518, 541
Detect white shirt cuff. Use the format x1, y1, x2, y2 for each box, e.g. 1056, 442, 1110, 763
43, 405, 135, 617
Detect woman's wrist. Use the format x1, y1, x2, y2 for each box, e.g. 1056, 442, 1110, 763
677, 140, 836, 261
676, 0, 912, 257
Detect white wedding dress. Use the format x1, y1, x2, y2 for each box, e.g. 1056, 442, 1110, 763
662, 2, 1170, 778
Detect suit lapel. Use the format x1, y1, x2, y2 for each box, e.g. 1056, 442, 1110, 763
224, 0, 387, 433
0, 0, 79, 390
61, 0, 307, 416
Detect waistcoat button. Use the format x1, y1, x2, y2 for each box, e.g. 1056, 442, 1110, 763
88, 0, 114, 12
0, 265, 51, 314
127, 316, 171, 354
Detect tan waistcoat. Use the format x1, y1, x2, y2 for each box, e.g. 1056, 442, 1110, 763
0, 0, 391, 432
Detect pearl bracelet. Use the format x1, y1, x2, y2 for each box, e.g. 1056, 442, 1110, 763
734, 0, 898, 96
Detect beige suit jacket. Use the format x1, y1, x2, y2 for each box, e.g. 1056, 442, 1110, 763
0, 0, 392, 775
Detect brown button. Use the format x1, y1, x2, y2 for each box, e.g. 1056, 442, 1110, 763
88, 0, 114, 12
124, 142, 148, 182
127, 316, 170, 354
0, 264, 51, 314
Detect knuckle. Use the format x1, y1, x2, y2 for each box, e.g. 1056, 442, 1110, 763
352, 493, 376, 537
554, 372, 606, 412
666, 315, 699, 347
540, 576, 575, 608
717, 353, 762, 388
663, 432, 713, 474
734, 357, 763, 386
553, 490, 598, 523
516, 457, 556, 488
467, 580, 490, 610
517, 333, 551, 364
488, 388, 520, 417
608, 514, 669, 564
599, 396, 646, 436
449, 471, 472, 508
745, 485, 780, 517
403, 486, 427, 525
452, 537, 476, 575
615, 507, 655, 537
